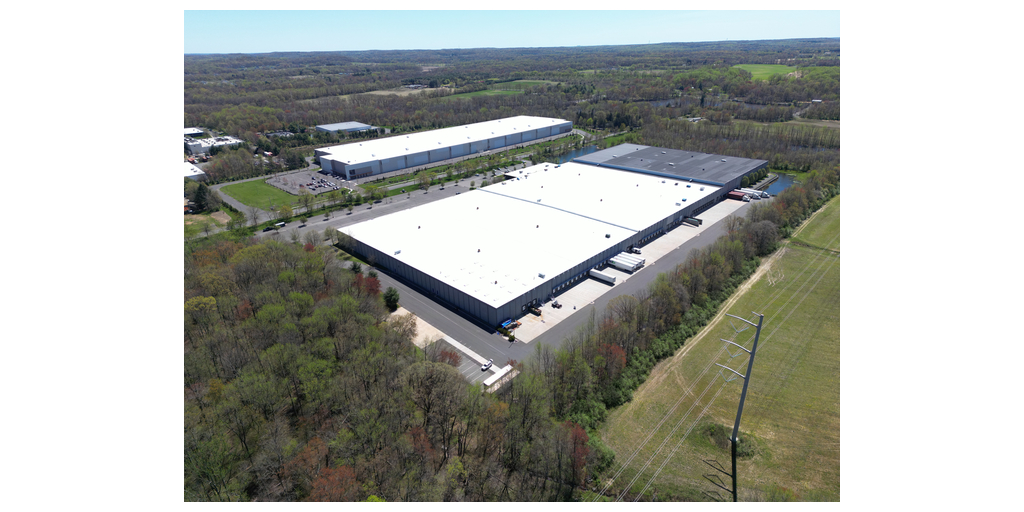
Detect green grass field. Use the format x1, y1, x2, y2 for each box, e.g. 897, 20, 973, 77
438, 89, 524, 101
596, 195, 840, 502
219, 179, 299, 210
491, 80, 561, 90
733, 64, 798, 80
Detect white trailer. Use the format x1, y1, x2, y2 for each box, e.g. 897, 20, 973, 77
608, 257, 638, 272
740, 188, 769, 198
614, 256, 642, 270
590, 268, 617, 284
617, 253, 645, 266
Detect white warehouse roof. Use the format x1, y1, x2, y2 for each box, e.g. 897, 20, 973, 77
318, 115, 570, 166
184, 161, 206, 180
316, 121, 374, 132
343, 161, 718, 308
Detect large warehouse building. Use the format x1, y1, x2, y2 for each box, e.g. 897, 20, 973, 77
315, 116, 572, 180
342, 145, 766, 326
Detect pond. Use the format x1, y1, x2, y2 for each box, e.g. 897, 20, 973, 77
553, 145, 599, 164
764, 173, 799, 196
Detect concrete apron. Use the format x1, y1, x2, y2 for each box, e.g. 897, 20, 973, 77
509, 198, 749, 343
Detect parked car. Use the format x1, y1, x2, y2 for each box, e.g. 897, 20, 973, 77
481, 359, 493, 371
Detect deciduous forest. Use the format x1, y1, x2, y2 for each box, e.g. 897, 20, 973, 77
185, 39, 838, 181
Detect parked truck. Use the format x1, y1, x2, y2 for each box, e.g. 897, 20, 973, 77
739, 188, 769, 199
727, 190, 750, 202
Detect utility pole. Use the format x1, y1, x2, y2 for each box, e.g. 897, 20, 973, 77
715, 312, 764, 502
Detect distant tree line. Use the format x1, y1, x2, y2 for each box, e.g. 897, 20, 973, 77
641, 116, 840, 171
801, 100, 840, 120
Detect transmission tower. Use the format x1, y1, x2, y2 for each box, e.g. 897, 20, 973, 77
714, 312, 764, 502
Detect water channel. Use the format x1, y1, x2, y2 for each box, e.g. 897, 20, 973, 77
553, 145, 599, 164
763, 173, 798, 196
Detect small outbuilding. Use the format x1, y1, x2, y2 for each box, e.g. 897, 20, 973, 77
316, 121, 376, 134
184, 161, 206, 181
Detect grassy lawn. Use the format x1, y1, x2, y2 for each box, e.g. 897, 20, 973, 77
596, 195, 840, 502
733, 64, 798, 80
220, 180, 299, 210
491, 80, 561, 90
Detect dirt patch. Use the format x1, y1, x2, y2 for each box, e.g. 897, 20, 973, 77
210, 211, 230, 224
392, 307, 445, 348
185, 211, 232, 226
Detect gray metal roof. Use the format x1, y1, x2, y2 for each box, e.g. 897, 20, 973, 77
316, 121, 374, 132
574, 143, 767, 186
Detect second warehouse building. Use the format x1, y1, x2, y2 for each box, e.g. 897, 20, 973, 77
342, 144, 767, 327
315, 115, 573, 180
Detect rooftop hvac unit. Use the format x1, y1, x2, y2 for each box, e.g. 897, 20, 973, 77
605, 234, 611, 238
700, 187, 705, 191
394, 250, 401, 255
539, 273, 545, 278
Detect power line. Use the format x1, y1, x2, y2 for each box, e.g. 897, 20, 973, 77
593, 231, 840, 500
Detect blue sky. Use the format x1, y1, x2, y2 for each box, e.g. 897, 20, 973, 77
184, 10, 839, 54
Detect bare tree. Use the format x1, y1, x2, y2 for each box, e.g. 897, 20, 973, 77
298, 189, 315, 214
303, 230, 320, 247
247, 205, 261, 227
724, 214, 744, 234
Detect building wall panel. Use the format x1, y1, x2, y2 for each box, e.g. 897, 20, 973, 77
487, 136, 506, 151
428, 147, 451, 163
382, 156, 406, 173
408, 151, 429, 166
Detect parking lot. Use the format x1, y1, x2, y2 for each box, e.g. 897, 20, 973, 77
435, 338, 499, 386
266, 169, 352, 196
